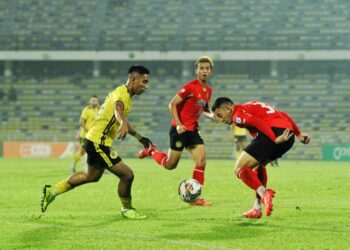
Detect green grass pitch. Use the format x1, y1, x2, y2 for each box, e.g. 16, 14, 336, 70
0, 158, 349, 249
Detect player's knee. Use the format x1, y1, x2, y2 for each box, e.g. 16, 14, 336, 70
164, 160, 178, 170
234, 166, 241, 178
87, 174, 101, 183
165, 163, 177, 170
122, 171, 134, 183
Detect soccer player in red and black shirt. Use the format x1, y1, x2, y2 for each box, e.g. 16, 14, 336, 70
211, 97, 311, 218
139, 56, 216, 206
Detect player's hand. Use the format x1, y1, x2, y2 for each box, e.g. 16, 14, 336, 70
117, 121, 128, 140
176, 124, 186, 134
138, 137, 153, 148
275, 129, 293, 144
298, 133, 311, 144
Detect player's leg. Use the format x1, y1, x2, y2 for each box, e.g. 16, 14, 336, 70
188, 144, 206, 186
244, 164, 267, 218
139, 126, 184, 170
187, 144, 212, 206
235, 151, 275, 216
107, 161, 147, 219
71, 139, 86, 173
41, 164, 104, 212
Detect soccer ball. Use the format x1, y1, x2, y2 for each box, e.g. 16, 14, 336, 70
178, 178, 202, 203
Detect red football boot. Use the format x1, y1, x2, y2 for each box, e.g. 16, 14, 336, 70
261, 189, 276, 216
243, 208, 262, 219
138, 144, 156, 159
191, 198, 212, 206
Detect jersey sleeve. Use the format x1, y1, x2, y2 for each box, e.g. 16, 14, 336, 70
234, 110, 277, 142
114, 87, 129, 106
177, 83, 192, 100
280, 112, 301, 136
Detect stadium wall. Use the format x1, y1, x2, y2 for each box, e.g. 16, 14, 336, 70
2, 50, 350, 61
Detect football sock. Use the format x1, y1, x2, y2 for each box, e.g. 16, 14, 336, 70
193, 166, 205, 185
120, 197, 132, 210
53, 180, 72, 196
253, 198, 262, 209
152, 150, 168, 167
73, 152, 82, 167
238, 167, 265, 196
255, 166, 267, 199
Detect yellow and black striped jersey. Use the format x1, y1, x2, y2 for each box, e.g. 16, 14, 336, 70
86, 85, 132, 146
79, 105, 99, 138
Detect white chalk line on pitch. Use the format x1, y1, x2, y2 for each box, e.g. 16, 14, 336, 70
1, 219, 239, 250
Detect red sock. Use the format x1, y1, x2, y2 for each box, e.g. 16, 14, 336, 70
238, 166, 263, 190
255, 166, 267, 198
193, 166, 205, 185
152, 150, 168, 167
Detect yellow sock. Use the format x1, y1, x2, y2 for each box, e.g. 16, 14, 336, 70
73, 152, 82, 166
53, 180, 72, 196
120, 197, 132, 210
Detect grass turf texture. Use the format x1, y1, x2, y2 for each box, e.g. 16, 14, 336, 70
0, 158, 349, 249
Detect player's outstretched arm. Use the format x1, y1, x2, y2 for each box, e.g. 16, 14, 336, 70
127, 121, 153, 148
203, 103, 220, 121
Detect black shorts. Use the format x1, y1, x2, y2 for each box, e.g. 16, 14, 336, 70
85, 139, 122, 168
244, 127, 295, 164
169, 126, 204, 151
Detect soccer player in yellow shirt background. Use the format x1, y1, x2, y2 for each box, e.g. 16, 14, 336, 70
71, 95, 100, 173
41, 65, 153, 219
232, 124, 248, 159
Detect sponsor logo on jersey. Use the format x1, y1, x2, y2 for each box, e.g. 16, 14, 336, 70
196, 99, 206, 107
235, 117, 242, 124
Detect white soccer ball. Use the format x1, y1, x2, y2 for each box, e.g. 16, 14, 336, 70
178, 178, 202, 203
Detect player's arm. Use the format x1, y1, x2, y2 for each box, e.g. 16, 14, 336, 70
203, 103, 219, 121
127, 121, 153, 148
169, 94, 186, 133
281, 112, 311, 144
114, 101, 128, 140
79, 117, 88, 132
79, 108, 88, 133
237, 111, 282, 143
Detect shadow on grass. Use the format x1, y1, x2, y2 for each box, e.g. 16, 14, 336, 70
159, 219, 267, 241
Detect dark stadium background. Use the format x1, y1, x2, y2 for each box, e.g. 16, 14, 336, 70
1, 0, 349, 161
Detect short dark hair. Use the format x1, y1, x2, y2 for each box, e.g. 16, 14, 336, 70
91, 95, 98, 98
128, 65, 150, 75
211, 97, 234, 112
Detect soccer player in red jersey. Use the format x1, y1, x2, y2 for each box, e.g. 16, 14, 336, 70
211, 97, 311, 218
139, 56, 217, 206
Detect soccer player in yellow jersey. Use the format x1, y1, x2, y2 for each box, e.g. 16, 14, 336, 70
41, 65, 153, 219
232, 124, 248, 159
71, 95, 100, 173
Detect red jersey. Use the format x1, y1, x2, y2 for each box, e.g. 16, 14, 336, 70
171, 79, 212, 131
232, 100, 301, 141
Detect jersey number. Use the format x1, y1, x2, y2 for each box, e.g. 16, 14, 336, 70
252, 102, 276, 114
